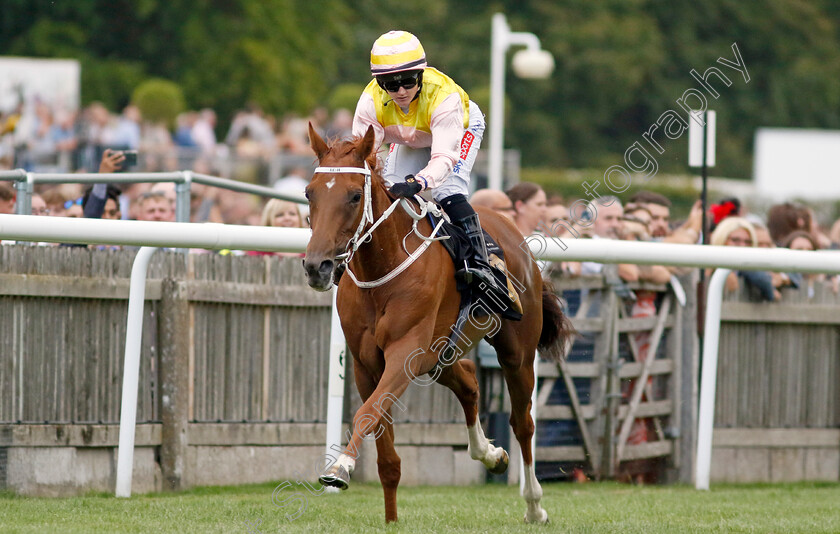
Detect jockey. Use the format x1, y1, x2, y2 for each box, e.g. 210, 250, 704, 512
352, 30, 521, 316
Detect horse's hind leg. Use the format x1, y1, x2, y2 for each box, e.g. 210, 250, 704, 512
497, 343, 548, 524
437, 359, 509, 474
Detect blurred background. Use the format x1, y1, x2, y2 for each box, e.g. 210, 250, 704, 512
2, 0, 840, 219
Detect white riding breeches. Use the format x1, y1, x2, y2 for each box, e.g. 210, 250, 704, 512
383, 100, 485, 201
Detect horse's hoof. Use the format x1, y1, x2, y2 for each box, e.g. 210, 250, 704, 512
524, 508, 549, 524
319, 465, 351, 490
488, 449, 509, 475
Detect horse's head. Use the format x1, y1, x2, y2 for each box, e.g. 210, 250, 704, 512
302, 123, 378, 291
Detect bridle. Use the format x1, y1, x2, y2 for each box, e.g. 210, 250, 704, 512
311, 165, 447, 288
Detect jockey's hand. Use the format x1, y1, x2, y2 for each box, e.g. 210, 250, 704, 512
389, 175, 423, 198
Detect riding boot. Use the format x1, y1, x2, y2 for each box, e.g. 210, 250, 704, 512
440, 194, 523, 319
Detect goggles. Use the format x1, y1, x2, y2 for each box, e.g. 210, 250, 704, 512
377, 71, 422, 93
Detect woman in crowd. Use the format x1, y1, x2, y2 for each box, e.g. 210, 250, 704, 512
782, 230, 823, 298
710, 216, 786, 301
247, 199, 305, 258
506, 182, 547, 236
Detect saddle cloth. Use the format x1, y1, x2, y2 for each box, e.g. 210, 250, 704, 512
428, 213, 523, 321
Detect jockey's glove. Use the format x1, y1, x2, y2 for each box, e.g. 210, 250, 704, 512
389, 175, 424, 198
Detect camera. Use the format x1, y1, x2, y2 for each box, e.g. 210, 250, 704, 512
121, 150, 138, 167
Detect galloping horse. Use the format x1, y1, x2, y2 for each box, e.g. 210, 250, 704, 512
302, 124, 574, 524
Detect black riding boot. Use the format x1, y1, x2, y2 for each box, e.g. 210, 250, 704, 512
440, 194, 522, 318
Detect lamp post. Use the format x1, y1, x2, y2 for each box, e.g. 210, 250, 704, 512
488, 13, 554, 191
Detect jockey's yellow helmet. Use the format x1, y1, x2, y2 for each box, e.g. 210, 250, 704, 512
370, 31, 427, 77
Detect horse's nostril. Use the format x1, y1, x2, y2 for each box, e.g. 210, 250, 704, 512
319, 260, 335, 276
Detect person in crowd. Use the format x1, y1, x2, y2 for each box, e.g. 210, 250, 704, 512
226, 103, 274, 149
544, 195, 569, 233
766, 202, 811, 246
325, 108, 354, 141
469, 188, 515, 220
506, 182, 547, 236
782, 230, 823, 298
628, 190, 702, 244
804, 206, 833, 250
76, 149, 128, 222
579, 197, 639, 283
621, 210, 652, 243
352, 30, 515, 313
174, 112, 197, 148
750, 219, 774, 249
41, 188, 70, 217
137, 191, 175, 222
0, 182, 15, 214
64, 199, 84, 218
831, 218, 840, 249
77, 101, 113, 171
191, 108, 218, 155
23, 101, 57, 171
188, 182, 224, 224
49, 110, 78, 169
623, 203, 653, 230
273, 166, 310, 198
708, 197, 741, 233
709, 216, 782, 301
107, 105, 142, 150
247, 199, 306, 258
30, 193, 49, 216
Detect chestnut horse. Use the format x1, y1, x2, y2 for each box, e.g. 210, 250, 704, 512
302, 124, 573, 524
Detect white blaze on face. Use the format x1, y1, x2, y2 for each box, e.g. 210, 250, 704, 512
326, 178, 336, 189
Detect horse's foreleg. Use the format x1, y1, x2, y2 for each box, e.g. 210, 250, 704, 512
438, 360, 509, 474
502, 356, 548, 524
374, 414, 400, 522
320, 340, 380, 491
324, 337, 423, 521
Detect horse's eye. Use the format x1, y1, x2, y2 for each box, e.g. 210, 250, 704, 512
350, 192, 362, 203
304, 191, 311, 200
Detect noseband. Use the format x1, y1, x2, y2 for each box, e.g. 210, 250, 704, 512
311, 165, 447, 288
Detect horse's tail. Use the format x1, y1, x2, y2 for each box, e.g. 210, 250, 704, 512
538, 278, 577, 362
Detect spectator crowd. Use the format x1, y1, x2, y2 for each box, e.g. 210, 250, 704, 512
2, 99, 839, 285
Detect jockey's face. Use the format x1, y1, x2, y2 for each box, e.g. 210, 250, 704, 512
379, 71, 422, 109
386, 83, 420, 109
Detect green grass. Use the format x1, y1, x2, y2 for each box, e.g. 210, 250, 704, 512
2, 481, 839, 533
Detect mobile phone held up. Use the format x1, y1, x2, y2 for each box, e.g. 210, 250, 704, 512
121, 150, 138, 168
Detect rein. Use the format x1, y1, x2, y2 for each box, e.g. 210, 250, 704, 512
312, 165, 448, 289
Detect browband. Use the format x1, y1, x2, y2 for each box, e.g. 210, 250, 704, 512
313, 165, 371, 176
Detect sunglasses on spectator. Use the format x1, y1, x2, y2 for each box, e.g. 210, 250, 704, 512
64, 197, 83, 210
377, 73, 420, 93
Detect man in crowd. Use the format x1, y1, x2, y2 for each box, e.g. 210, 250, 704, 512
628, 190, 702, 244
137, 191, 175, 222
581, 197, 640, 282
469, 188, 515, 220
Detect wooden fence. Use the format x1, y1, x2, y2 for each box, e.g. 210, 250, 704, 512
1, 245, 837, 492
711, 280, 840, 482
522, 270, 693, 483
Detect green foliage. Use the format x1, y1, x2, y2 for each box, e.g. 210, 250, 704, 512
132, 79, 185, 126
327, 83, 366, 113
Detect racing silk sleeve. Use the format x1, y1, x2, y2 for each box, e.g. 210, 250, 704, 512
415, 93, 465, 190
352, 92, 385, 147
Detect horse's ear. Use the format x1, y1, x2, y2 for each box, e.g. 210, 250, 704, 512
358, 125, 376, 161
309, 122, 329, 161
